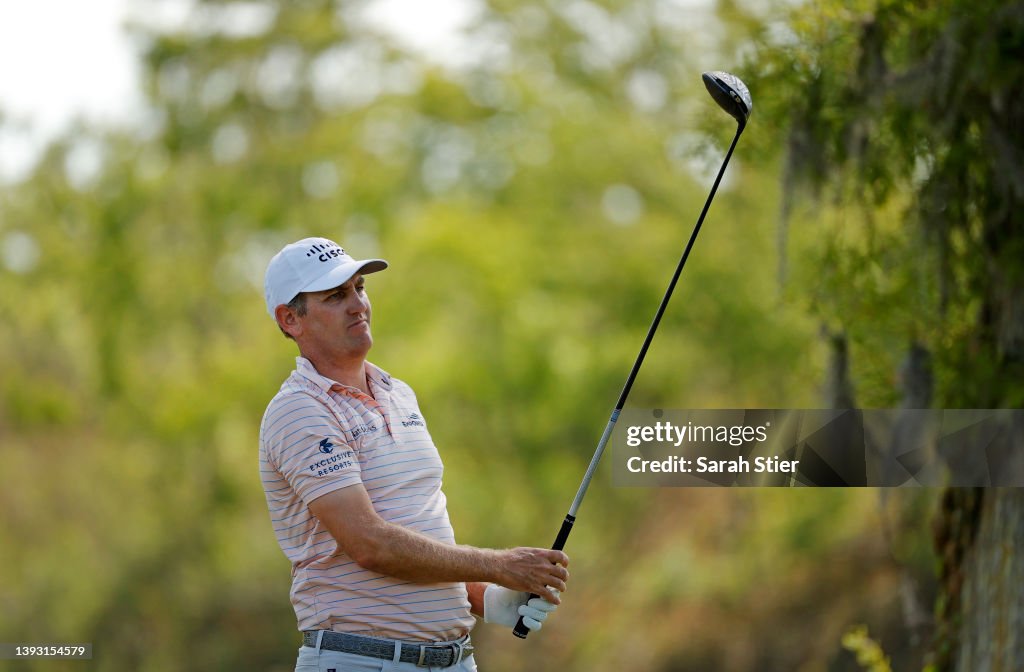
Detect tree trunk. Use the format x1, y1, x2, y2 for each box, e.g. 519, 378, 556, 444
955, 489, 1024, 671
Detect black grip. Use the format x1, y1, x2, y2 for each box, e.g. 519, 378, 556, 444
513, 514, 576, 639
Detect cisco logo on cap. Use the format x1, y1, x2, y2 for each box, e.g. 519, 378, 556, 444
306, 241, 346, 263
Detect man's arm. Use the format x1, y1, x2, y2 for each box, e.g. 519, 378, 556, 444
308, 485, 568, 604
467, 582, 487, 617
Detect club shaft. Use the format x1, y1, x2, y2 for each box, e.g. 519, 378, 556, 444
569, 123, 745, 522
613, 122, 744, 411
514, 123, 745, 640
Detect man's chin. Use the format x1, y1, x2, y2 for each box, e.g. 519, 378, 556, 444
350, 334, 373, 355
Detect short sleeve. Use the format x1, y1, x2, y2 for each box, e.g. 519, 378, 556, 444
261, 392, 362, 504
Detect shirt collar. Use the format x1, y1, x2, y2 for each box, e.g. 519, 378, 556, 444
294, 357, 393, 395
365, 362, 393, 396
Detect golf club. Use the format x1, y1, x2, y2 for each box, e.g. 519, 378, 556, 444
513, 71, 752, 639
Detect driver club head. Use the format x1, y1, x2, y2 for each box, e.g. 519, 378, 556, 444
702, 71, 752, 127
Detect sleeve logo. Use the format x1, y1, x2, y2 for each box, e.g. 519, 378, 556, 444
318, 438, 335, 454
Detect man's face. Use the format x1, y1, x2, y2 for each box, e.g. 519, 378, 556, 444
293, 274, 373, 360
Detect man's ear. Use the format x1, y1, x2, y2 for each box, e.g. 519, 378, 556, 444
275, 303, 302, 339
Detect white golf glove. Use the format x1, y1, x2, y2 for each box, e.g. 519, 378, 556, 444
483, 584, 558, 631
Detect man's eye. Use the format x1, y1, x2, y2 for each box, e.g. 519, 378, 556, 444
356, 285, 366, 293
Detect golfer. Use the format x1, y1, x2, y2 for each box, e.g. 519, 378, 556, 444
260, 237, 569, 671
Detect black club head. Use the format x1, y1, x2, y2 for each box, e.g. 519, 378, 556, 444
702, 71, 753, 127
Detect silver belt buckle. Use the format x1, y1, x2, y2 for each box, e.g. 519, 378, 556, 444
416, 643, 445, 667
417, 638, 470, 668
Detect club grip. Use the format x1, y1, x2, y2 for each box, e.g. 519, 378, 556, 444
512, 513, 576, 639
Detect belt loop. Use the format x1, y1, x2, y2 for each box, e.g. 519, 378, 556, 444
314, 630, 325, 653
392, 641, 402, 664
454, 640, 464, 665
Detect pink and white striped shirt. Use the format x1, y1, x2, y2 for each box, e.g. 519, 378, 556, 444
259, 357, 475, 641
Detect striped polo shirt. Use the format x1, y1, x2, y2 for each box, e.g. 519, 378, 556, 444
259, 357, 476, 641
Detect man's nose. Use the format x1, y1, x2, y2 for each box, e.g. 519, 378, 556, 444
347, 291, 369, 313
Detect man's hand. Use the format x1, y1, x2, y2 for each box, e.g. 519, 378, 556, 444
483, 585, 559, 631
495, 547, 569, 604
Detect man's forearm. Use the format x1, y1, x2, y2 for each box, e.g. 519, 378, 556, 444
353, 518, 503, 585
309, 485, 567, 602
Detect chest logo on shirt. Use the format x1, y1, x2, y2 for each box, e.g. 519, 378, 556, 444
318, 438, 335, 454
401, 413, 425, 428
350, 422, 379, 440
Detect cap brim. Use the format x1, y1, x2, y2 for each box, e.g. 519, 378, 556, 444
301, 259, 388, 293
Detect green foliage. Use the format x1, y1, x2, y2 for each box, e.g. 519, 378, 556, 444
742, 0, 1024, 668
6, 0, 1017, 669
842, 624, 893, 672
743, 0, 1024, 409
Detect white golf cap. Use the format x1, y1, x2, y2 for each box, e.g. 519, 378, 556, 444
264, 237, 388, 317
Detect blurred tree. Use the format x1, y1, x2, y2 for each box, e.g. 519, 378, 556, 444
0, 0, 962, 670
746, 0, 1024, 668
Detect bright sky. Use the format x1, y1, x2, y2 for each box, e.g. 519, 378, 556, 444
0, 0, 142, 131
0, 0, 715, 183
0, 0, 141, 179
0, 0, 480, 181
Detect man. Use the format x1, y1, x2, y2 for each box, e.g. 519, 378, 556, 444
260, 237, 569, 671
